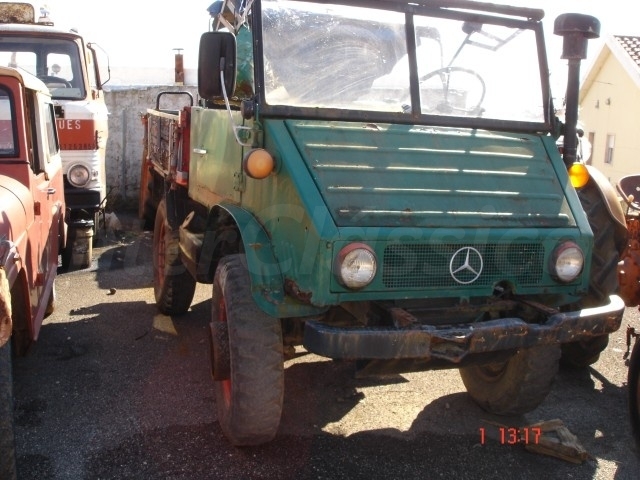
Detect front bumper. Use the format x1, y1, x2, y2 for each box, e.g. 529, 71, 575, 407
303, 295, 625, 363
64, 185, 101, 212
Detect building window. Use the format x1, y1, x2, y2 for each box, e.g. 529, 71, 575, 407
604, 134, 615, 164
586, 131, 595, 165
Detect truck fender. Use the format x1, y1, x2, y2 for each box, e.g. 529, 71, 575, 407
205, 204, 286, 314
203, 204, 325, 318
585, 165, 628, 254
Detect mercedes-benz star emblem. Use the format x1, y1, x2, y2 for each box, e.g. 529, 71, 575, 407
449, 247, 483, 284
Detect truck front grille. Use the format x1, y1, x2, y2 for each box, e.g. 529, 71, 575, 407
382, 243, 544, 289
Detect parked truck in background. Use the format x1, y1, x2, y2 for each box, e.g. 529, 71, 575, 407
140, 0, 629, 446
0, 2, 109, 268
0, 65, 66, 480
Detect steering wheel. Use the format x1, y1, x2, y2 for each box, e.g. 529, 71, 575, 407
38, 75, 72, 88
419, 66, 486, 115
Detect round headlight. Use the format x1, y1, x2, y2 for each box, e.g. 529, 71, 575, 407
335, 243, 377, 289
552, 241, 584, 283
68, 164, 90, 187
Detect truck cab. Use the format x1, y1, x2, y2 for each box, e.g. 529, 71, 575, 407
0, 2, 109, 268
0, 65, 65, 480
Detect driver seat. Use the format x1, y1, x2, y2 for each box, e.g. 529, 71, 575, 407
617, 174, 640, 212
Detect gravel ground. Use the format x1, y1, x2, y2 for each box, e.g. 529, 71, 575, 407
10, 211, 640, 479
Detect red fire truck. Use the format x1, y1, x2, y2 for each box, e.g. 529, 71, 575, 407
0, 2, 109, 268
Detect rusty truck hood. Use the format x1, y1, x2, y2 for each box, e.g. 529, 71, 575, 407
285, 120, 576, 229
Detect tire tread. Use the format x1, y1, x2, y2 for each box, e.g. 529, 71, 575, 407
460, 344, 561, 416
213, 254, 284, 445
153, 200, 196, 315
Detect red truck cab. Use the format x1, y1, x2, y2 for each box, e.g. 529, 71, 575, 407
0, 65, 65, 480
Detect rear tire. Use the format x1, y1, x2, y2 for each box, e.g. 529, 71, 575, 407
561, 335, 609, 368
211, 254, 284, 446
0, 340, 17, 480
561, 177, 623, 367
153, 200, 196, 315
141, 201, 156, 231
460, 345, 560, 415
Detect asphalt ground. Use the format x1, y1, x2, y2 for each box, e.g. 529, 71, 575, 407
11, 212, 640, 479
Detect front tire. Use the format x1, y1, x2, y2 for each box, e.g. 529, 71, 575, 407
211, 254, 284, 446
562, 177, 624, 367
153, 200, 196, 315
460, 345, 560, 416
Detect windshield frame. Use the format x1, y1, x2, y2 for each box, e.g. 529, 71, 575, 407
252, 0, 554, 133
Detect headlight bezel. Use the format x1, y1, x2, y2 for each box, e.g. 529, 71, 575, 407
550, 241, 584, 283
334, 243, 377, 290
67, 164, 91, 187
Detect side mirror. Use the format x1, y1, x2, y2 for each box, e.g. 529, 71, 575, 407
198, 31, 236, 100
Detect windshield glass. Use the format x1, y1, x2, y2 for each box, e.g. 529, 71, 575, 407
0, 36, 86, 100
261, 0, 545, 123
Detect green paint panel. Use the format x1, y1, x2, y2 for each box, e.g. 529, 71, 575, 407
285, 121, 575, 229
189, 107, 244, 207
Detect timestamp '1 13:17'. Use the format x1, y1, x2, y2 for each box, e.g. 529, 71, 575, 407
479, 426, 542, 445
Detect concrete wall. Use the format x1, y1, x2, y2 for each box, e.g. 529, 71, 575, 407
103, 84, 198, 211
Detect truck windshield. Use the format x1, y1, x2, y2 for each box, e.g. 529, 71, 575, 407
0, 36, 86, 100
260, 0, 546, 125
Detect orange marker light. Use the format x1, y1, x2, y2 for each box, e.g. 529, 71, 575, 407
568, 162, 590, 189
243, 149, 275, 179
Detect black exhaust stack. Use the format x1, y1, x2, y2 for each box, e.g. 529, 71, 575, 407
554, 13, 600, 166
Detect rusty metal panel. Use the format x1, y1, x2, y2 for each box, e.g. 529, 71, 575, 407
146, 111, 179, 173
0, 3, 35, 24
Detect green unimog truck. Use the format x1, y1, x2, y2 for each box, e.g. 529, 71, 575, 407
139, 0, 628, 446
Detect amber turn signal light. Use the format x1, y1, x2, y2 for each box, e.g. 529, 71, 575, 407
568, 162, 590, 189
243, 149, 275, 179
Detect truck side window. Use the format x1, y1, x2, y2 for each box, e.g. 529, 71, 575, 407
0, 87, 16, 156
85, 51, 98, 90
24, 92, 40, 173
43, 102, 59, 158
